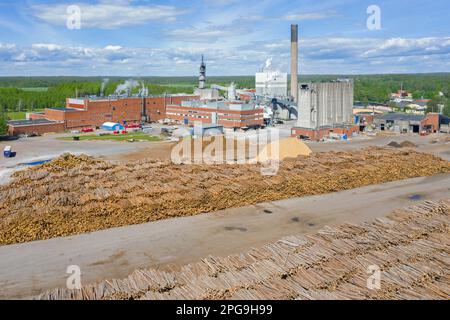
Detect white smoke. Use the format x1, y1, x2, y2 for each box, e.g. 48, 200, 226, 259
115, 79, 140, 95
100, 78, 109, 96
265, 57, 273, 70
138, 81, 149, 97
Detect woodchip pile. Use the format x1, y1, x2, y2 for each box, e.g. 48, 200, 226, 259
1, 148, 449, 245
37, 199, 450, 300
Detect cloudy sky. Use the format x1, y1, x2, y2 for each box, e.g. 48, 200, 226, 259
0, 0, 449, 76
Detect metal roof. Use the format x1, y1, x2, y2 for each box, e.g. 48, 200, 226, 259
47, 108, 81, 112
8, 119, 61, 126
375, 113, 425, 122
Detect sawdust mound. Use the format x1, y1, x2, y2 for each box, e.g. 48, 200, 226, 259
399, 141, 417, 148
387, 141, 417, 148
37, 199, 450, 300
1, 147, 449, 245
257, 138, 312, 162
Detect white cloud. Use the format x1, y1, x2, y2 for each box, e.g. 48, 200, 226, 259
104, 45, 123, 51
32, 1, 186, 29
1, 36, 450, 76
32, 44, 63, 51
165, 25, 245, 42
283, 11, 336, 21
362, 37, 450, 58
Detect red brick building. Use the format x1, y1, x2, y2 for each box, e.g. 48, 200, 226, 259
165, 101, 264, 128
10, 94, 198, 135
421, 113, 440, 133
291, 125, 360, 141
7, 119, 65, 136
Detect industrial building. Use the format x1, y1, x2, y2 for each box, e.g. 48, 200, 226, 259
255, 71, 288, 97
8, 94, 198, 135
165, 100, 264, 128
8, 74, 264, 134
7, 119, 65, 136
297, 80, 354, 129
292, 80, 356, 140
374, 112, 450, 134
164, 56, 265, 128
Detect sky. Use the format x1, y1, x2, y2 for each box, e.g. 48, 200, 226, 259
0, 0, 449, 76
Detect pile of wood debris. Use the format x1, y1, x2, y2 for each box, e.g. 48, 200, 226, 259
37, 199, 450, 300
1, 147, 449, 245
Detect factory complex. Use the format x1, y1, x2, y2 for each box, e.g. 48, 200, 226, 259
6, 24, 450, 141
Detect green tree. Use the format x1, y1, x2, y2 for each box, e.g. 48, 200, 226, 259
426, 96, 445, 114
443, 99, 450, 117
0, 110, 7, 135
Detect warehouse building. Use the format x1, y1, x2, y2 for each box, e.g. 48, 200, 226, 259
374, 113, 424, 133
373, 112, 450, 134
7, 119, 65, 136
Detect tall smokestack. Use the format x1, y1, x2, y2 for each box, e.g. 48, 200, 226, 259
290, 24, 298, 103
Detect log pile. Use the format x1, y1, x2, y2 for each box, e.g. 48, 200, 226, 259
1, 147, 450, 245
37, 199, 450, 300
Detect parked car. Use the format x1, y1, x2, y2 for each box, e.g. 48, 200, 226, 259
81, 128, 94, 133
142, 125, 153, 133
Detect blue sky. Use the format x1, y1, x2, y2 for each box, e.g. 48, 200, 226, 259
0, 0, 449, 76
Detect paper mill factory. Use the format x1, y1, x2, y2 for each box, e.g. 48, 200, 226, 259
7, 24, 357, 141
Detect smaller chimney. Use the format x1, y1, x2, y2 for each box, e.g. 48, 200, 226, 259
199, 55, 206, 89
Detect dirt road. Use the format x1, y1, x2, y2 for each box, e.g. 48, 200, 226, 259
1, 173, 449, 299
307, 133, 450, 160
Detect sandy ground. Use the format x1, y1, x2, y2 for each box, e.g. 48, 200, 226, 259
1, 173, 449, 299
307, 133, 450, 161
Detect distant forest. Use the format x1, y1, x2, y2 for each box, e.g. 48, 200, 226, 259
0, 73, 449, 113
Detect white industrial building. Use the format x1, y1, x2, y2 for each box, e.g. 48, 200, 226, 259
297, 80, 354, 129
255, 71, 288, 97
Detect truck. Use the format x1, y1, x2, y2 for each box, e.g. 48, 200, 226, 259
3, 146, 13, 158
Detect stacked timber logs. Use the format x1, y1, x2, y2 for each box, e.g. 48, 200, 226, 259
37, 199, 450, 300
1, 148, 450, 245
